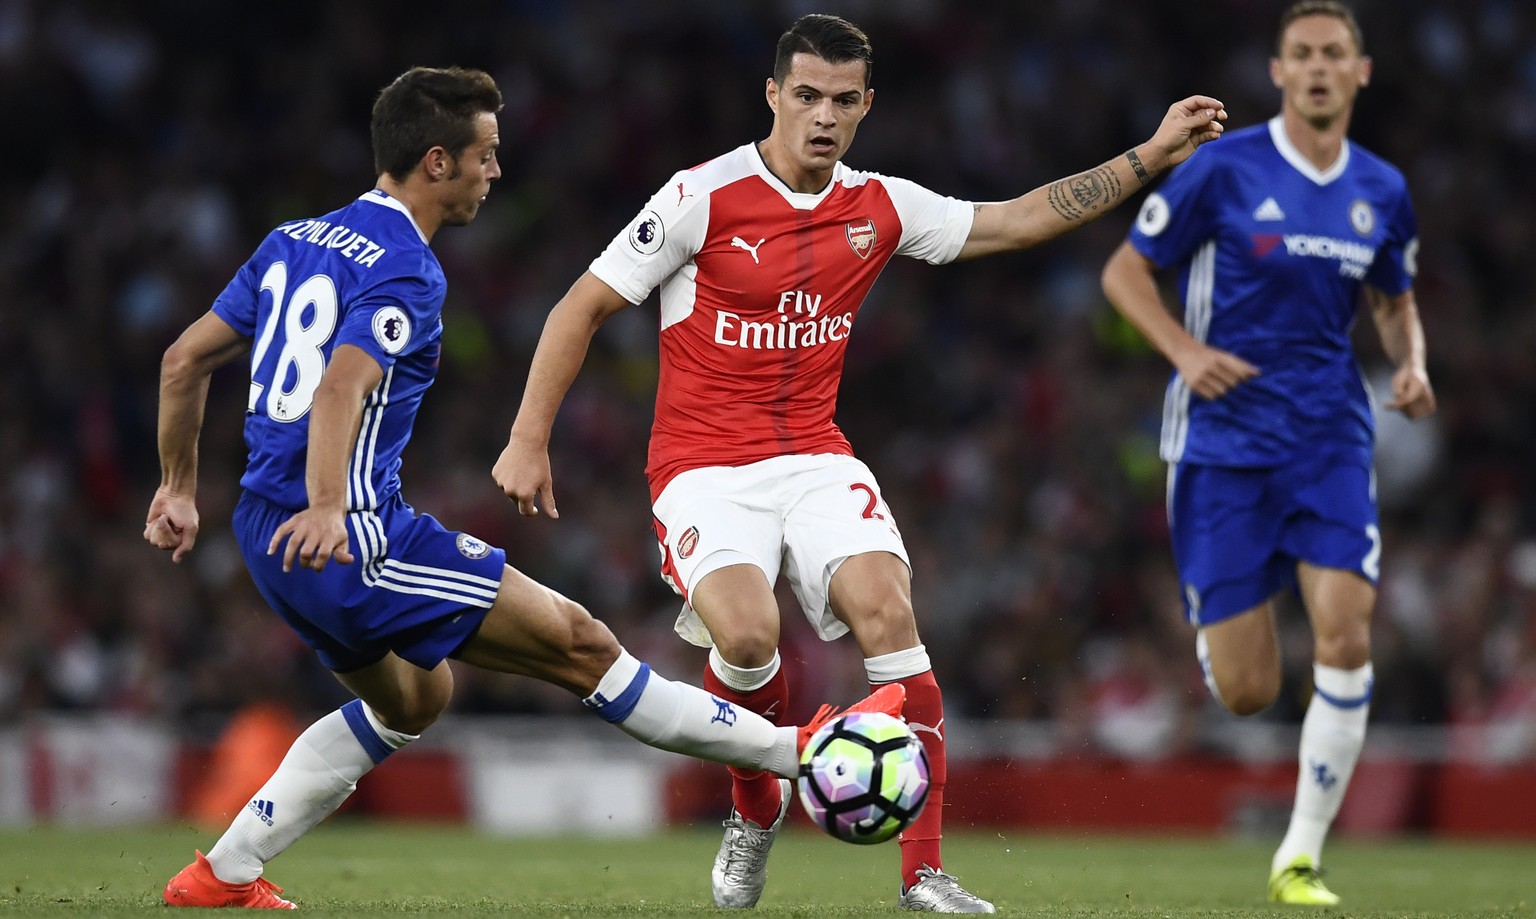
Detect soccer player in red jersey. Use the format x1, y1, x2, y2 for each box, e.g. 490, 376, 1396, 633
494, 14, 1225, 912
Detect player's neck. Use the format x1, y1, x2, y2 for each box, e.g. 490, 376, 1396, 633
374, 177, 442, 242
1279, 108, 1351, 172
756, 138, 834, 195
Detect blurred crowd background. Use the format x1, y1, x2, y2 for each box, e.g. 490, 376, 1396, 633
2, 0, 1534, 762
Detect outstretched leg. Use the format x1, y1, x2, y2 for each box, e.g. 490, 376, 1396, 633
456, 564, 803, 775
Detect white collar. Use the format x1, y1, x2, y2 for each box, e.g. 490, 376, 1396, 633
1268, 116, 1350, 186
359, 189, 429, 243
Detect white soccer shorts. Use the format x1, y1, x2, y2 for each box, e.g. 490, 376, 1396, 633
651, 453, 910, 647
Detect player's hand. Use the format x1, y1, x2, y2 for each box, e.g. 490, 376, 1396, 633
144, 487, 200, 563
1173, 342, 1259, 400
492, 433, 558, 519
267, 507, 354, 573
1388, 364, 1436, 419
1148, 95, 1227, 170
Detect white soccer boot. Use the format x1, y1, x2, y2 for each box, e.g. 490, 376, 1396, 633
710, 779, 792, 908
898, 865, 996, 913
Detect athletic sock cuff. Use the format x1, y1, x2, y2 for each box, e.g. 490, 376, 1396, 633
864, 645, 931, 683
1312, 662, 1373, 709
708, 647, 781, 692
584, 650, 652, 724
341, 700, 417, 764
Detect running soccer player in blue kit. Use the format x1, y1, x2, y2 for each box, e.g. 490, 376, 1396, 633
1101, 1, 1435, 906
145, 66, 901, 910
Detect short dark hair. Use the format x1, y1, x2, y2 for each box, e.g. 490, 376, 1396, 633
1276, 0, 1364, 55
371, 67, 503, 182
773, 14, 873, 87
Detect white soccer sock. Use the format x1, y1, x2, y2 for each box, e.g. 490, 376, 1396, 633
584, 650, 798, 778
1273, 662, 1372, 875
708, 646, 780, 692
864, 644, 930, 682
206, 700, 418, 883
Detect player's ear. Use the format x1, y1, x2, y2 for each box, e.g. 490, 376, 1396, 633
1358, 55, 1372, 89
765, 76, 779, 115
1268, 56, 1283, 90
423, 146, 451, 181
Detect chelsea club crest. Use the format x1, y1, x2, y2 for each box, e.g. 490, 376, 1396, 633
456, 533, 491, 559
1348, 199, 1375, 237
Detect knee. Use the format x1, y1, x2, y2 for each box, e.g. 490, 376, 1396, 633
540, 599, 627, 697
1213, 669, 1281, 717
1222, 683, 1280, 717
376, 680, 453, 736
561, 597, 622, 663
710, 620, 780, 669
1314, 626, 1370, 670
385, 704, 443, 736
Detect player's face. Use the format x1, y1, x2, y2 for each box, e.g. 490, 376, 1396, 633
1270, 14, 1371, 128
765, 53, 872, 190
441, 111, 501, 227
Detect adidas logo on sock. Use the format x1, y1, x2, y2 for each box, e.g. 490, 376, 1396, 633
1252, 197, 1286, 221
247, 798, 275, 827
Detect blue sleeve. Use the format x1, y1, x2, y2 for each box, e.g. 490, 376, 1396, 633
1365, 184, 1417, 296
333, 269, 443, 370
209, 258, 261, 337
1128, 147, 1221, 270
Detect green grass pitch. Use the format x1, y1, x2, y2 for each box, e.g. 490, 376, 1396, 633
0, 822, 1530, 916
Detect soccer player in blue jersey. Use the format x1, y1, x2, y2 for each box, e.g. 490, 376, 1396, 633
145, 65, 901, 910
1101, 1, 1435, 906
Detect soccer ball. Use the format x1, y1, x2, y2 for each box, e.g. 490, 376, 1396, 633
797, 710, 930, 845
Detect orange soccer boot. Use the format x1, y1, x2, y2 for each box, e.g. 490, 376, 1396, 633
796, 682, 907, 756
163, 850, 297, 909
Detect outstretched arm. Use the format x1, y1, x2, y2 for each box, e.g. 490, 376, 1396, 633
1365, 284, 1435, 418
957, 95, 1226, 260
1101, 240, 1259, 400
493, 271, 632, 517
145, 312, 250, 562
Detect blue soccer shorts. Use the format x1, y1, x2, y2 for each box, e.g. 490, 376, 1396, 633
1167, 456, 1380, 627
233, 489, 506, 672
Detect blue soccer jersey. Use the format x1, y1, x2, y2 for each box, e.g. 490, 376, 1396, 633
212, 190, 445, 511
1129, 117, 1418, 468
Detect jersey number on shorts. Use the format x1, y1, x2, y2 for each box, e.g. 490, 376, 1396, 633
247, 261, 339, 422
849, 483, 885, 520
1363, 524, 1381, 580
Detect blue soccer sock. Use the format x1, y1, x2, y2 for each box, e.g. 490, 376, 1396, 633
206, 701, 417, 883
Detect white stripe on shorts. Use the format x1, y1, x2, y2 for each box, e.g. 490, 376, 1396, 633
362, 559, 499, 607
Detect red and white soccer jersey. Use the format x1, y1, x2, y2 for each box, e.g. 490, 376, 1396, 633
589, 143, 974, 499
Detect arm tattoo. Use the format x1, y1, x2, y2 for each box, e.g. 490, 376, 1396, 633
1126, 148, 1151, 185
1046, 181, 1082, 220
1046, 165, 1123, 222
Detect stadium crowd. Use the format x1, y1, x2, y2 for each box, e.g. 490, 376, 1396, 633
1, 0, 1533, 762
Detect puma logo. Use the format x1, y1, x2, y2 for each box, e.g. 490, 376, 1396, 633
731, 236, 766, 264
907, 719, 944, 741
